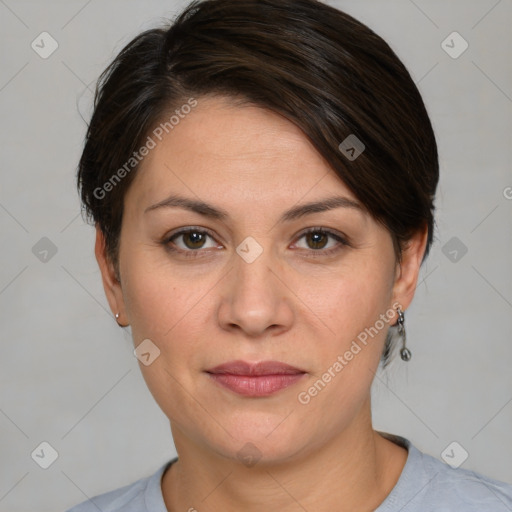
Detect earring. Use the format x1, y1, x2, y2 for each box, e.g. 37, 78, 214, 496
115, 312, 122, 326
396, 307, 412, 361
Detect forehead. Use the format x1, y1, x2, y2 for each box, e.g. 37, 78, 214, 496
125, 95, 362, 217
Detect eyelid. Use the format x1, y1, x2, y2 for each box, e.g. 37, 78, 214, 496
165, 226, 222, 251
295, 226, 349, 243
163, 225, 349, 257
291, 226, 350, 256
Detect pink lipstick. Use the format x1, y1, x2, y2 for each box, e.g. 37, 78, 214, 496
206, 360, 306, 397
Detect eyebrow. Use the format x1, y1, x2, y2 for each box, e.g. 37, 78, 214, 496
144, 193, 366, 222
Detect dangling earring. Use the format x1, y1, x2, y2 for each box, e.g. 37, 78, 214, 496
396, 307, 411, 361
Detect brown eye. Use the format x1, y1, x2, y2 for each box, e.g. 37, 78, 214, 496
181, 231, 207, 249
165, 228, 220, 255
294, 228, 349, 257
305, 231, 329, 250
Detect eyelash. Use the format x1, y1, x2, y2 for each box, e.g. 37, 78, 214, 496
162, 226, 349, 259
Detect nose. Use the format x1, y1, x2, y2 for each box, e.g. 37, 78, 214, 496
216, 240, 294, 338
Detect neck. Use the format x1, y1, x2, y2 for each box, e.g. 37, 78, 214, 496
161, 398, 407, 512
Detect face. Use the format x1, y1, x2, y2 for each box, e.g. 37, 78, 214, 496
97, 95, 426, 464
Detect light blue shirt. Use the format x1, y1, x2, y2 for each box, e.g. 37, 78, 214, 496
66, 435, 512, 511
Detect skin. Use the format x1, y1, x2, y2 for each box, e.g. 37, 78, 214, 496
95, 95, 428, 511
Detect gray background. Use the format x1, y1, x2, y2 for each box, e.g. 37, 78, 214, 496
0, 0, 511, 510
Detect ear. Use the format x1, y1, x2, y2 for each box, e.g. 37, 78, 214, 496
391, 224, 429, 313
94, 224, 128, 325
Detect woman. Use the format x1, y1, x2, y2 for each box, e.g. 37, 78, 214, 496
67, 0, 512, 510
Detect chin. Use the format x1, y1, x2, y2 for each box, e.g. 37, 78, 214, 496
205, 415, 312, 467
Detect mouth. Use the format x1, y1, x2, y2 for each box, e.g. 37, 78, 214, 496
205, 360, 307, 397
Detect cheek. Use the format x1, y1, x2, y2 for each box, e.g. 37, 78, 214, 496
121, 249, 214, 390
122, 274, 171, 342
303, 259, 393, 344
120, 245, 201, 341
294, 260, 393, 409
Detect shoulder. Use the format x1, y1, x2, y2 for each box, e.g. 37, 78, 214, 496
65, 477, 148, 512
65, 475, 151, 512
64, 460, 174, 512
419, 449, 512, 508
377, 434, 512, 512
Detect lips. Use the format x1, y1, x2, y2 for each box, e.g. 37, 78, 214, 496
205, 360, 307, 397
206, 360, 305, 376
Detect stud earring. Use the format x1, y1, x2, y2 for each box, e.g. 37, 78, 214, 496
396, 307, 411, 361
